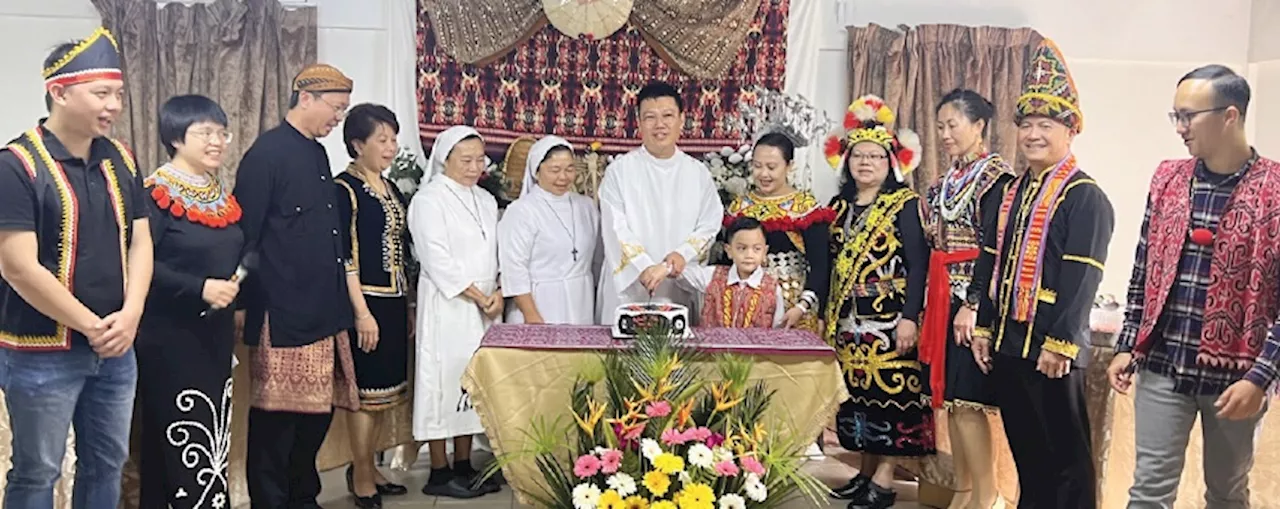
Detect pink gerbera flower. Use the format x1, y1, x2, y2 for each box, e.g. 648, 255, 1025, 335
573, 454, 602, 478
714, 460, 740, 477
741, 455, 766, 476
661, 428, 688, 446
686, 427, 712, 442
600, 449, 624, 474
645, 400, 672, 418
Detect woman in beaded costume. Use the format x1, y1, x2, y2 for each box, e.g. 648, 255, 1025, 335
823, 95, 933, 509
918, 89, 1014, 509
722, 132, 834, 331
135, 95, 243, 509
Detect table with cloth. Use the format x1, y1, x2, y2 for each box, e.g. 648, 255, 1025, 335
461, 324, 850, 504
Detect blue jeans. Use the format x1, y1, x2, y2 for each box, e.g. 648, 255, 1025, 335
0, 340, 137, 509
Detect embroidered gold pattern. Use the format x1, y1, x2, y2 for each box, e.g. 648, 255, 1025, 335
1042, 336, 1080, 359
720, 284, 762, 328
100, 160, 130, 283
837, 337, 925, 410
1037, 288, 1057, 305
616, 242, 645, 274
1062, 254, 1104, 271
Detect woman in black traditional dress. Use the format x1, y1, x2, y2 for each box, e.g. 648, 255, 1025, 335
335, 103, 411, 508
918, 89, 1014, 509
136, 95, 243, 509
822, 95, 933, 509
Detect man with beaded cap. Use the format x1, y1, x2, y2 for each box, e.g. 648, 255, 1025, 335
233, 63, 360, 509
967, 40, 1115, 508
0, 26, 154, 508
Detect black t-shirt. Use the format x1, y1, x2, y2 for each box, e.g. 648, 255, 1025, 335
0, 127, 146, 320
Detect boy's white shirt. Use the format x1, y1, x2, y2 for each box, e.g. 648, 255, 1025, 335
679, 264, 785, 327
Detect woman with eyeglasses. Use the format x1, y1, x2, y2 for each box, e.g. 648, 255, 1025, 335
823, 95, 933, 509
135, 94, 243, 509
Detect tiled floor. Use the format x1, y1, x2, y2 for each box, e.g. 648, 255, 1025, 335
316, 441, 930, 509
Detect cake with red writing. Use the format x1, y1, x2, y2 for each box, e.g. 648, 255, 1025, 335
611, 303, 691, 339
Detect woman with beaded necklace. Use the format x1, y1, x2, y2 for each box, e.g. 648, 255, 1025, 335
721, 132, 834, 332
917, 89, 1014, 509
135, 95, 243, 509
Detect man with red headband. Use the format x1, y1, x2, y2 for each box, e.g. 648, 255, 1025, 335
1108, 65, 1278, 508
0, 27, 153, 508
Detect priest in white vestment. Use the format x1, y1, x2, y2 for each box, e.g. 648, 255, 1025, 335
407, 125, 501, 499
498, 136, 600, 324
597, 81, 724, 324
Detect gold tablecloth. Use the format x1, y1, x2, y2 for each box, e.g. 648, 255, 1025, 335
460, 325, 850, 505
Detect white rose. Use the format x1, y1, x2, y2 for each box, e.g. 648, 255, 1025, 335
738, 144, 751, 154
395, 178, 417, 195
728, 153, 744, 164
725, 176, 749, 196
720, 146, 735, 156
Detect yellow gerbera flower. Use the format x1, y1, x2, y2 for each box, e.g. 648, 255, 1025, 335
651, 501, 677, 509
652, 453, 685, 475
643, 471, 671, 496
623, 496, 649, 509
600, 489, 625, 509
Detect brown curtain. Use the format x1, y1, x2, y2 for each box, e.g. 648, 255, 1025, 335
846, 23, 1043, 189
90, 2, 315, 508
92, 0, 316, 186
845, 22, 1043, 504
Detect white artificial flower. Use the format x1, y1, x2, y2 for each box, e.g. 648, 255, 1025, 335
728, 153, 744, 164
744, 474, 767, 502
594, 446, 609, 455
641, 439, 663, 461
720, 146, 735, 156
679, 470, 693, 485
719, 493, 747, 509
687, 444, 715, 469
738, 144, 751, 154
606, 473, 638, 497
709, 157, 726, 169
708, 163, 727, 179
395, 178, 417, 196
572, 483, 602, 509
712, 446, 734, 464
744, 150, 753, 162
724, 176, 749, 196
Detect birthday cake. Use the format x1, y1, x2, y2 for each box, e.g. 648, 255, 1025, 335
611, 303, 691, 339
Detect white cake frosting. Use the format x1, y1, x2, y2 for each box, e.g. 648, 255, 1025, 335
610, 302, 692, 339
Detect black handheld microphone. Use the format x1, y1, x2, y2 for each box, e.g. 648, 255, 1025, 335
201, 251, 258, 318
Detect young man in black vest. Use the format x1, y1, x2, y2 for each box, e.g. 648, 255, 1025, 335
0, 27, 153, 508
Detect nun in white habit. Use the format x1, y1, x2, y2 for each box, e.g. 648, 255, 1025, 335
407, 125, 501, 498
497, 136, 600, 325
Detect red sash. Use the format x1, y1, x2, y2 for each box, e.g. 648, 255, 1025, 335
920, 248, 979, 409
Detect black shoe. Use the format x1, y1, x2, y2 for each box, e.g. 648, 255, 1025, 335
847, 482, 895, 509
831, 474, 872, 500
455, 463, 502, 494
422, 477, 486, 499
375, 481, 409, 496
352, 493, 382, 509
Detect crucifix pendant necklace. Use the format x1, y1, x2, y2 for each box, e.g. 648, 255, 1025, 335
541, 197, 578, 261
446, 185, 486, 239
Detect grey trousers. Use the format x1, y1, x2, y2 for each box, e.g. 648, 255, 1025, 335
1127, 372, 1267, 509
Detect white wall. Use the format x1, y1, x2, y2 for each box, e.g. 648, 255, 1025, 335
0, 1, 101, 141
1250, 0, 1280, 159
811, 0, 1255, 296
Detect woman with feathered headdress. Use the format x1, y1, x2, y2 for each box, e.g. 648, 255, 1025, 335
822, 95, 934, 509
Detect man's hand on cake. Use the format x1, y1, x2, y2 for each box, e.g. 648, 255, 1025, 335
663, 252, 686, 277
641, 264, 670, 292
782, 306, 805, 328
895, 319, 918, 355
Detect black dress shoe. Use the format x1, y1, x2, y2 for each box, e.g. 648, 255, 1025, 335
831, 474, 872, 500
422, 477, 486, 499
375, 481, 409, 496
352, 493, 382, 509
847, 482, 895, 509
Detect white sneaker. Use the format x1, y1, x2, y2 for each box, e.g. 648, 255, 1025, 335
803, 443, 825, 460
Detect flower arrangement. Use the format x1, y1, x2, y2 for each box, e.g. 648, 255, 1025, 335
703, 145, 753, 209
386, 146, 427, 199
486, 328, 825, 509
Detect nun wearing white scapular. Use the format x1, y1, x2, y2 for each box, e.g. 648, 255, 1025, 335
407, 126, 501, 453
497, 136, 600, 324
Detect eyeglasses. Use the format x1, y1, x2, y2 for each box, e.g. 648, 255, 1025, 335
848, 153, 888, 162
1168, 107, 1227, 126
317, 96, 349, 118
188, 129, 233, 144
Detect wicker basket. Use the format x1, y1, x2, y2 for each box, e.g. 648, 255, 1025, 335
502, 136, 537, 198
